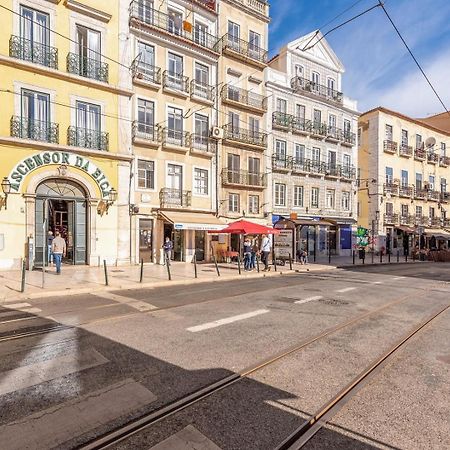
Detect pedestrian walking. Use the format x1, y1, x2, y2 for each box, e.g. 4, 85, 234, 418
260, 233, 272, 271
243, 237, 252, 271
47, 230, 54, 266
163, 236, 173, 264
51, 231, 66, 275
251, 240, 258, 270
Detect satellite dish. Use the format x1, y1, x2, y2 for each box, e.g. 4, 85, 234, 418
425, 137, 436, 148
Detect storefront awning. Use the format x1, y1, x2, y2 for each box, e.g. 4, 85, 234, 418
159, 211, 226, 231
424, 229, 450, 239
396, 225, 415, 233
293, 219, 335, 227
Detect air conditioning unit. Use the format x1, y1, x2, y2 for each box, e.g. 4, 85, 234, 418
211, 127, 224, 140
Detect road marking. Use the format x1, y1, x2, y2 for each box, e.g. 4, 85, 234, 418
3, 302, 31, 309
149, 425, 222, 450
92, 292, 157, 312
336, 287, 357, 293
187, 309, 270, 333
393, 276, 405, 280
295, 296, 323, 305
21, 307, 42, 314
372, 281, 382, 285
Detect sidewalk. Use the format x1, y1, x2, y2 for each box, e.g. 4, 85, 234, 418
0, 260, 331, 303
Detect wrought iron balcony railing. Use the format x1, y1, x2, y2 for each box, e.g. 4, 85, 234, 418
383, 140, 398, 153
223, 124, 267, 148
440, 156, 450, 167
400, 215, 413, 225
222, 168, 266, 187
414, 147, 426, 160
341, 130, 356, 146
292, 158, 310, 173
399, 185, 413, 197
190, 80, 214, 102
341, 165, 356, 179
160, 188, 191, 208
326, 126, 341, 141
272, 112, 294, 129
67, 126, 109, 151
429, 217, 441, 227
190, 134, 217, 154
129, 2, 219, 52
428, 190, 440, 201
441, 192, 450, 203
132, 121, 159, 143
272, 155, 291, 171
10, 116, 59, 143
218, 33, 268, 65
66, 52, 109, 83
443, 218, 450, 227
221, 85, 267, 111
414, 188, 428, 199
131, 58, 161, 85
311, 122, 328, 137
232, 0, 269, 16
290, 76, 343, 104
9, 35, 58, 69
427, 152, 439, 164
384, 182, 399, 195
160, 128, 191, 148
384, 213, 398, 224
162, 70, 190, 94
292, 118, 312, 134
399, 144, 413, 157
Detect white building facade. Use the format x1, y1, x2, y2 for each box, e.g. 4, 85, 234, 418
266, 32, 359, 259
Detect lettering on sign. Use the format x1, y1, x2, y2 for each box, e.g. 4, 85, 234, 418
274, 229, 293, 258
8, 151, 113, 198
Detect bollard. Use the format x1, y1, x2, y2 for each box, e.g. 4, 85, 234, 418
20, 258, 26, 293
380, 252, 383, 263
212, 253, 220, 277
371, 251, 374, 264
362, 254, 365, 264
397, 250, 400, 262
288, 253, 293, 271
139, 258, 144, 283
273, 256, 277, 272
237, 255, 242, 274
193, 253, 198, 279
328, 251, 331, 264
165, 254, 172, 280
388, 252, 391, 263
256, 254, 260, 273
405, 253, 408, 263
103, 260, 109, 286
352, 251, 355, 265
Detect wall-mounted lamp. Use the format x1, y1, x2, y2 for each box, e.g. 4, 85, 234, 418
97, 188, 118, 216
0, 177, 11, 210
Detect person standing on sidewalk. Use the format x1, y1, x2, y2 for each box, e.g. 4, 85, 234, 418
51, 231, 66, 275
163, 236, 173, 265
243, 237, 252, 271
260, 233, 272, 271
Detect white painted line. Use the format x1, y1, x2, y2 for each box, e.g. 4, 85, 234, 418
372, 281, 382, 285
21, 307, 42, 314
149, 425, 222, 450
393, 276, 405, 280
187, 309, 270, 333
295, 296, 323, 305
3, 302, 31, 309
92, 292, 157, 312
336, 287, 357, 293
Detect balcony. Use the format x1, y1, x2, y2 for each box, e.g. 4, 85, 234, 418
66, 53, 109, 83
190, 134, 217, 156
218, 34, 268, 66
400, 215, 413, 225
190, 80, 215, 103
232, 0, 269, 17
162, 71, 189, 95
272, 112, 293, 130
440, 156, 450, 167
428, 190, 440, 202
310, 122, 328, 139
159, 188, 191, 209
222, 168, 266, 188
292, 158, 310, 174
222, 124, 267, 149
399, 144, 413, 157
129, 2, 219, 53
443, 218, 450, 228
384, 182, 399, 196
414, 147, 426, 161
341, 130, 356, 147
132, 122, 159, 147
341, 165, 356, 180
441, 192, 450, 203
290, 76, 343, 104
384, 213, 398, 225
272, 155, 291, 172
399, 185, 413, 197
67, 126, 109, 151
292, 118, 312, 135
427, 152, 439, 164
325, 126, 340, 142
160, 128, 191, 152
131, 58, 161, 86
221, 85, 266, 112
414, 188, 428, 199
383, 140, 398, 154
9, 35, 58, 69
324, 163, 340, 178
429, 217, 441, 227
10, 116, 59, 144
415, 215, 428, 226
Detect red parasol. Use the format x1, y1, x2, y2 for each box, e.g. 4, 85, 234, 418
209, 219, 279, 235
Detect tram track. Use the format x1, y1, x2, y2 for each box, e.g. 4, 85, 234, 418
79, 291, 425, 450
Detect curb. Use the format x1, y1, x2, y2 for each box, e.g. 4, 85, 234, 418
335, 260, 431, 269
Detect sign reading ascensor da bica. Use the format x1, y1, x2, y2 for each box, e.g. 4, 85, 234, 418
8, 151, 113, 198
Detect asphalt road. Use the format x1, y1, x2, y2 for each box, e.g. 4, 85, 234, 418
0, 262, 448, 449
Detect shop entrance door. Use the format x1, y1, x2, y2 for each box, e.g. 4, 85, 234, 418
35, 179, 88, 267
195, 231, 205, 261
139, 219, 153, 263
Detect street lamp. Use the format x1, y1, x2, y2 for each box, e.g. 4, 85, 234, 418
97, 187, 118, 216
0, 177, 11, 210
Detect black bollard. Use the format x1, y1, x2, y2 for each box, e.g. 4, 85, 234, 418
405, 253, 408, 263
388, 252, 391, 263
212, 253, 220, 277
165, 254, 172, 280
103, 260, 109, 286
288, 253, 293, 271
328, 251, 331, 264
256, 254, 260, 273
397, 250, 400, 262
237, 255, 242, 274
20, 258, 26, 293
380, 252, 383, 263
352, 250, 355, 265
371, 251, 374, 264
273, 256, 277, 272
139, 258, 144, 283
193, 253, 198, 279
362, 253, 365, 264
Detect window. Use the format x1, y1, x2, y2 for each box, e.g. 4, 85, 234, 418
386, 202, 394, 215
294, 65, 304, 77
416, 173, 422, 190
293, 186, 304, 207
167, 164, 183, 200
328, 151, 337, 170
343, 154, 351, 169
137, 160, 155, 189
276, 98, 287, 114
229, 111, 240, 133
328, 114, 337, 129
137, 99, 154, 138
167, 52, 183, 90
275, 140, 286, 160
227, 153, 240, 183
229, 193, 239, 212
441, 142, 447, 156
194, 63, 209, 98
401, 170, 408, 187
19, 6, 50, 66
249, 117, 260, 136
343, 119, 351, 136
248, 157, 260, 185
249, 30, 261, 52
429, 175, 435, 190
441, 178, 447, 193
249, 195, 259, 214
228, 21, 240, 49
296, 104, 305, 121
20, 89, 50, 141
327, 78, 335, 95
385, 166, 393, 183
342, 192, 350, 211
194, 113, 209, 148
401, 204, 409, 217
416, 206, 422, 217
194, 168, 208, 195
313, 109, 321, 126
167, 106, 183, 144
136, 41, 156, 81
137, 0, 154, 22
326, 189, 335, 209
76, 25, 101, 79
168, 8, 182, 35
274, 183, 286, 206
401, 129, 408, 146
385, 124, 393, 141
295, 144, 305, 162
194, 21, 208, 46
311, 71, 320, 88
312, 147, 321, 167
311, 187, 319, 208
429, 207, 435, 218
76, 100, 101, 133
416, 134, 422, 149
358, 127, 362, 147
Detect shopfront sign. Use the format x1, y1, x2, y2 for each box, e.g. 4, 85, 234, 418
174, 223, 225, 231
8, 151, 113, 198
274, 229, 293, 258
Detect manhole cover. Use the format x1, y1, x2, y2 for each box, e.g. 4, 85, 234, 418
319, 298, 349, 306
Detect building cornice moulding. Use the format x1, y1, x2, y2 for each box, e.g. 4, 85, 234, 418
64, 0, 112, 23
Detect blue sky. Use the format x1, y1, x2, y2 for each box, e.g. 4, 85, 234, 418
269, 0, 450, 117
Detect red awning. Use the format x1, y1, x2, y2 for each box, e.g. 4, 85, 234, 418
208, 219, 280, 235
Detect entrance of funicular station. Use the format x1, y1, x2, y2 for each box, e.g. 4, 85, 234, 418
35, 179, 88, 267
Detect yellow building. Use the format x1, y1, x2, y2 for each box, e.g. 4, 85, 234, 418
0, 0, 133, 269
358, 107, 450, 255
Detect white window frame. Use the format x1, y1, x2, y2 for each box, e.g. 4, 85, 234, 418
274, 183, 286, 207
342, 191, 350, 211
136, 158, 156, 191
248, 195, 259, 214
293, 186, 303, 208
193, 167, 209, 196
229, 192, 239, 212
311, 187, 319, 208
325, 189, 335, 209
